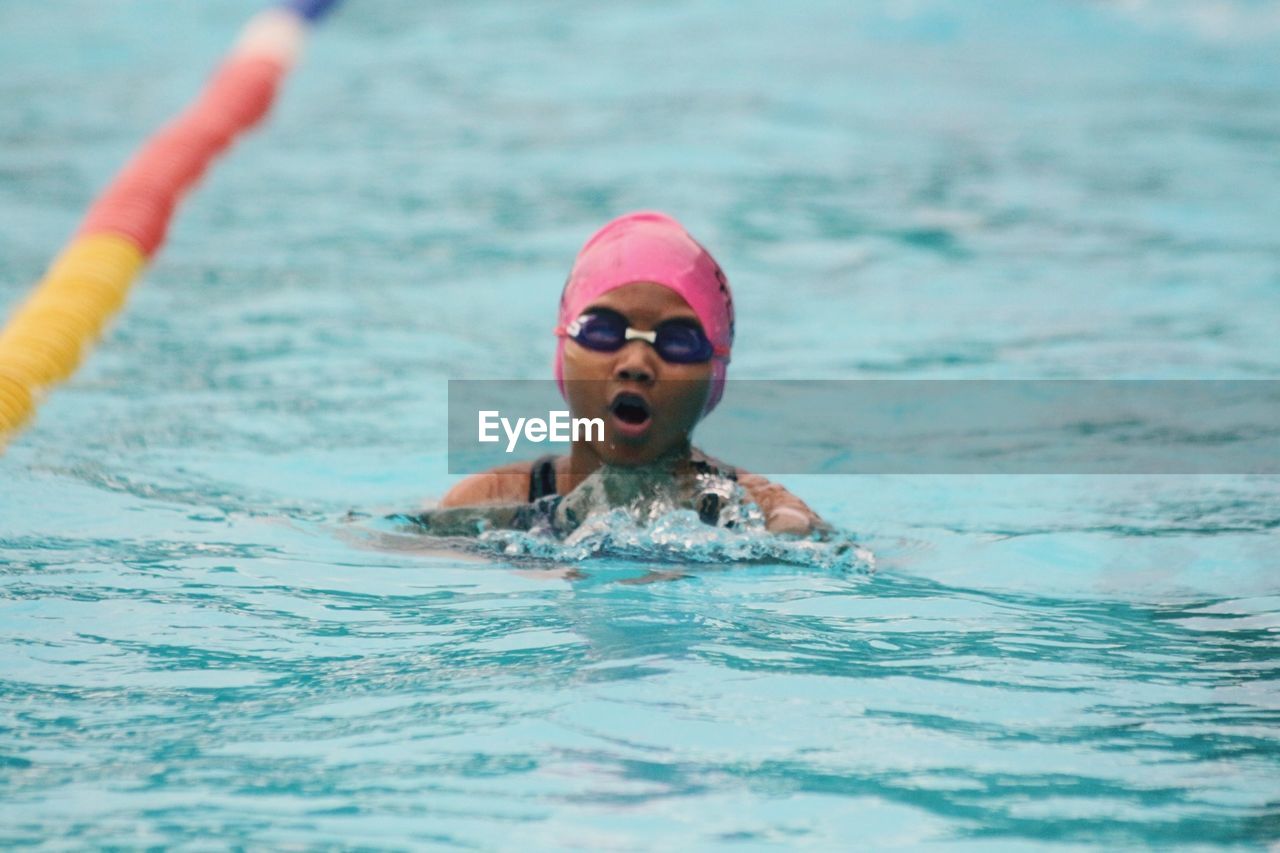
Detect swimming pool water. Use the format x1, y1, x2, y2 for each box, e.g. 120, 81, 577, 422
2, 0, 1279, 846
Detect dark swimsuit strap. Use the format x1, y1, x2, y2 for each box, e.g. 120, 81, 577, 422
693, 455, 738, 482
528, 454, 560, 502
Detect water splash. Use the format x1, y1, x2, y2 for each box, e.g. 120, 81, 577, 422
375, 506, 872, 573
478, 508, 874, 572
380, 464, 873, 572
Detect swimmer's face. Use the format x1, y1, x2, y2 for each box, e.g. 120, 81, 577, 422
562, 281, 713, 467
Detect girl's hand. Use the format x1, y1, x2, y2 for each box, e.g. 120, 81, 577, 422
765, 505, 818, 536
736, 471, 828, 537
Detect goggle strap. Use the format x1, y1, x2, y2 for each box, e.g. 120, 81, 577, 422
623, 328, 658, 344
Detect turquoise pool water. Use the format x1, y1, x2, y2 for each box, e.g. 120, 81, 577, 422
3, 0, 1279, 846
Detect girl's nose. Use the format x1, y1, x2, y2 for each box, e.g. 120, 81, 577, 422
613, 342, 657, 383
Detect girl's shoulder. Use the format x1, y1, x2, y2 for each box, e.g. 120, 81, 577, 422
438, 459, 537, 508
695, 449, 827, 535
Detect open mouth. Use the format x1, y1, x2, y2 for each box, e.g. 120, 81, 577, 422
608, 392, 653, 436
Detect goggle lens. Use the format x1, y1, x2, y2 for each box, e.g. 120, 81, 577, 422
570, 311, 715, 364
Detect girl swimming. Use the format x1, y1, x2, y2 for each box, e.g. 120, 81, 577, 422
437, 211, 825, 536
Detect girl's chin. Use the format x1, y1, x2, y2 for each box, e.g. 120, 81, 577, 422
595, 437, 688, 468
599, 444, 658, 466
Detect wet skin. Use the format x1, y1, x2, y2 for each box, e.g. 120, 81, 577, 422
562, 281, 713, 481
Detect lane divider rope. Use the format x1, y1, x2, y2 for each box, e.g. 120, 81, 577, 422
0, 0, 343, 445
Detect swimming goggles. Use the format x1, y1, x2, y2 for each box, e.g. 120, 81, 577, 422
557, 308, 727, 364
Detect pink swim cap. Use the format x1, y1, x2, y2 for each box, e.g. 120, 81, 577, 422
553, 211, 735, 415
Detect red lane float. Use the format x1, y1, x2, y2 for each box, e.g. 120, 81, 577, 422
77, 56, 287, 256
0, 4, 340, 443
